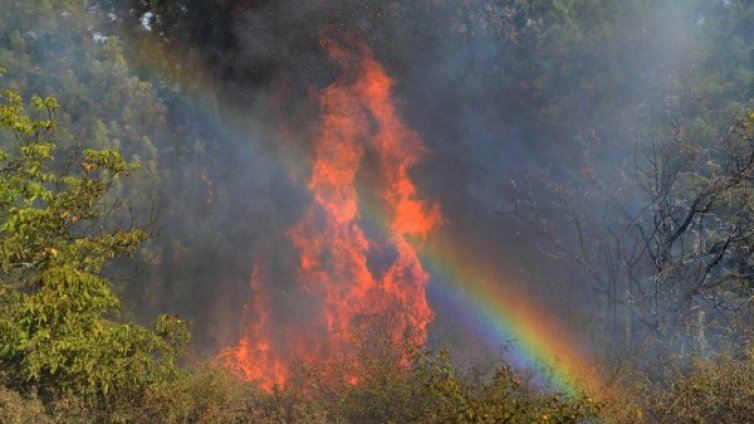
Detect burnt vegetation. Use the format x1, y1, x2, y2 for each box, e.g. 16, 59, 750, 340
2, 0, 754, 423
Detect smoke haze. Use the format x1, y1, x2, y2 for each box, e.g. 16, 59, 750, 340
8, 0, 749, 370
132, 0, 739, 357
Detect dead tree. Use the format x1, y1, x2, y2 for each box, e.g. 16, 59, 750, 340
510, 113, 754, 365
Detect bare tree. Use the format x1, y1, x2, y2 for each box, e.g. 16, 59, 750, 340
510, 112, 754, 365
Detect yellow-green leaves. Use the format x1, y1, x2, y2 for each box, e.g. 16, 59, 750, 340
30, 96, 59, 112
0, 87, 185, 408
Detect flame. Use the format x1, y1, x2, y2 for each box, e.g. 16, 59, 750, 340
226, 35, 441, 391
227, 263, 285, 391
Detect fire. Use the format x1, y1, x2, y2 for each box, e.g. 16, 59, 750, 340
226, 35, 442, 391
227, 263, 285, 391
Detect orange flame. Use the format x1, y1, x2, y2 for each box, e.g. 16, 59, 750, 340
226, 35, 441, 391
227, 263, 285, 391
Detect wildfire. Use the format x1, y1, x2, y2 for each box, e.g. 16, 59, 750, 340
226, 263, 285, 392
226, 34, 442, 391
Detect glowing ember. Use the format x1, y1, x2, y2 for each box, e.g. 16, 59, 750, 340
226, 35, 441, 391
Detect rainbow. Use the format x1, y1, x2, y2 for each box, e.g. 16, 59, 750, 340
421, 235, 603, 397
116, 28, 604, 398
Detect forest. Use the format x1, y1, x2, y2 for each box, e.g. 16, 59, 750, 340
2, 0, 754, 422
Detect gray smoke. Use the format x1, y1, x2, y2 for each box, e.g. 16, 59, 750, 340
30, 0, 743, 363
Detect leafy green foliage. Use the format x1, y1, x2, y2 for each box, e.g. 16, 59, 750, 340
0, 86, 188, 407
0, 0, 217, 340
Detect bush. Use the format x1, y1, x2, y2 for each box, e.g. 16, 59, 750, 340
644, 354, 754, 423
0, 388, 50, 424
601, 352, 754, 423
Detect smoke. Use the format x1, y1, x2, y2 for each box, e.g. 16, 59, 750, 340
7, 0, 747, 368
134, 0, 731, 357
172, 0, 550, 354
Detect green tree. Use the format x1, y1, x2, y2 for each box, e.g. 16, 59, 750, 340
0, 80, 189, 408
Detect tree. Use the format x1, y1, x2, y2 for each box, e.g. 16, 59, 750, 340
0, 79, 189, 407
512, 111, 754, 366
